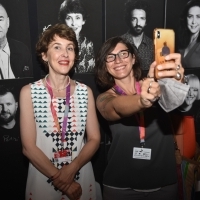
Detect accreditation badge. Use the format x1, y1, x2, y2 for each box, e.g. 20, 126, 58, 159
133, 147, 151, 160
54, 149, 71, 163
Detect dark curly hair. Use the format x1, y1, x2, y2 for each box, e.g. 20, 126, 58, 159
95, 36, 142, 90
0, 85, 16, 102
124, 0, 151, 28
58, 0, 88, 23
36, 23, 79, 72
179, 0, 200, 49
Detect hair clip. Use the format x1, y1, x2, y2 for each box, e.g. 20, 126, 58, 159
43, 24, 52, 33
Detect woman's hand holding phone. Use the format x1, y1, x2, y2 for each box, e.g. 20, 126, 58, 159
153, 28, 175, 80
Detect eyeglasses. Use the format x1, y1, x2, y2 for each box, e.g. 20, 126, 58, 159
105, 50, 130, 63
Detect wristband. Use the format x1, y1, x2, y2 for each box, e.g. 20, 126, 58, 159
47, 170, 60, 183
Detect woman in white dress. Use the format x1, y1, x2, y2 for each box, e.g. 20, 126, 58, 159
19, 23, 100, 200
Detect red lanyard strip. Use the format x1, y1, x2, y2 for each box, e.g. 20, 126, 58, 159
135, 82, 145, 146
113, 81, 145, 147
46, 78, 70, 145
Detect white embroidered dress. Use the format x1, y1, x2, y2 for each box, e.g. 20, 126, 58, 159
25, 79, 96, 200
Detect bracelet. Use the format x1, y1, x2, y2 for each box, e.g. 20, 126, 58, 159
147, 74, 154, 79
47, 170, 61, 183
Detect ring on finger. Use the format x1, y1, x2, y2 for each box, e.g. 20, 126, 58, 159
175, 72, 182, 80
176, 65, 181, 71
147, 87, 151, 93
149, 81, 153, 87
147, 74, 154, 79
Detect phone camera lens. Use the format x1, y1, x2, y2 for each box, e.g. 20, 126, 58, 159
157, 31, 160, 38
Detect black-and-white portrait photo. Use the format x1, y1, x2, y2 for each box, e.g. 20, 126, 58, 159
0, 1, 33, 79
37, 0, 102, 74
179, 74, 200, 112
0, 84, 18, 129
178, 0, 200, 69
121, 0, 153, 70
58, 0, 95, 73
106, 0, 165, 70
0, 78, 33, 200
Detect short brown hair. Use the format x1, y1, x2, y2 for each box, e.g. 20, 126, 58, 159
95, 36, 142, 89
36, 23, 79, 72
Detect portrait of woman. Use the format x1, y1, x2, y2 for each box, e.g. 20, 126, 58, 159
58, 0, 95, 73
179, 74, 200, 111
179, 0, 200, 68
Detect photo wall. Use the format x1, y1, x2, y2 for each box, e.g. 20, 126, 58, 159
2, 0, 31, 53
1, 0, 200, 198
105, 0, 200, 137
0, 78, 33, 199
105, 0, 167, 72
105, 0, 165, 40
0, 0, 33, 79
36, 0, 103, 75
0, 0, 34, 198
166, 0, 200, 137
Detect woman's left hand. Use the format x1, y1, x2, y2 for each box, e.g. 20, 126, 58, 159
153, 53, 185, 82
52, 162, 78, 192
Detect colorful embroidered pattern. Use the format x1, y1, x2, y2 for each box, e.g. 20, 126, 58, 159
25, 80, 96, 200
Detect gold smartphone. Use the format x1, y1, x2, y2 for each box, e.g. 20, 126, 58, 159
154, 28, 175, 80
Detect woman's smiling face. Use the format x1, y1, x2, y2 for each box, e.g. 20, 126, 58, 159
105, 43, 135, 80
187, 6, 200, 34
65, 13, 85, 35
185, 87, 198, 105
42, 35, 75, 75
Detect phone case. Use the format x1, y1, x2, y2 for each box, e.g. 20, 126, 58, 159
153, 28, 175, 80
